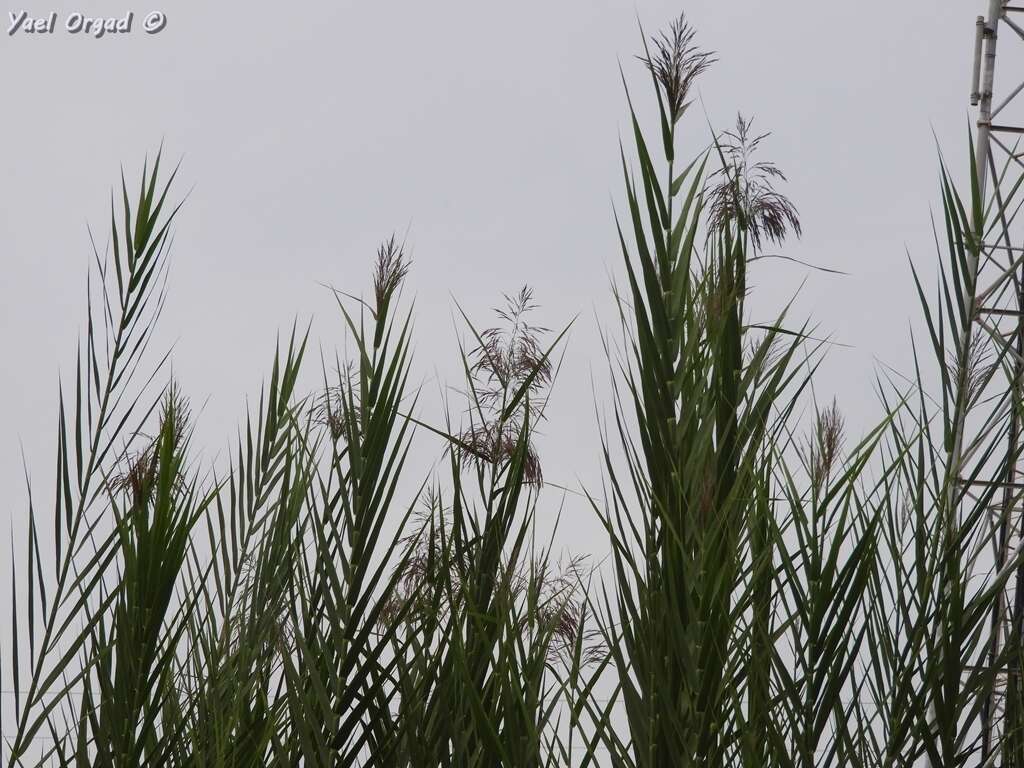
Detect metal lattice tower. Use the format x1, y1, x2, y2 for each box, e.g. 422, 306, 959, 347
957, 1, 1024, 761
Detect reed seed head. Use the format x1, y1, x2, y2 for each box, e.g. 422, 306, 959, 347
809, 398, 844, 493
459, 286, 552, 484
313, 362, 360, 442
373, 234, 410, 313
707, 114, 802, 251
639, 14, 715, 125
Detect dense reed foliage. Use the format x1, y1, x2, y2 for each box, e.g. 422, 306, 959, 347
5, 14, 1024, 767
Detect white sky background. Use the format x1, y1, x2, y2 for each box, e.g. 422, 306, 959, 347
0, 0, 993, 736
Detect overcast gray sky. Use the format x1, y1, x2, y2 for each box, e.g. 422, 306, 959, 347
0, 0, 989, 657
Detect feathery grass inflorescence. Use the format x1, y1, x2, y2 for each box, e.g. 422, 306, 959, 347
458, 286, 553, 485
706, 114, 802, 251
4, 12, 1022, 768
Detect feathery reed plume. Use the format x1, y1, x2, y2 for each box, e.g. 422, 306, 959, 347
107, 380, 191, 504
514, 555, 603, 664
371, 234, 411, 349
707, 113, 802, 250
313, 361, 360, 442
471, 286, 552, 405
808, 398, 844, 493
949, 326, 993, 410
377, 488, 463, 630
459, 422, 545, 484
743, 329, 786, 374
374, 234, 410, 312
639, 13, 715, 125
459, 286, 551, 484
382, 492, 601, 665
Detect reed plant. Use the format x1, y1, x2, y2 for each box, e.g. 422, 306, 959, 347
4, 13, 1023, 767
